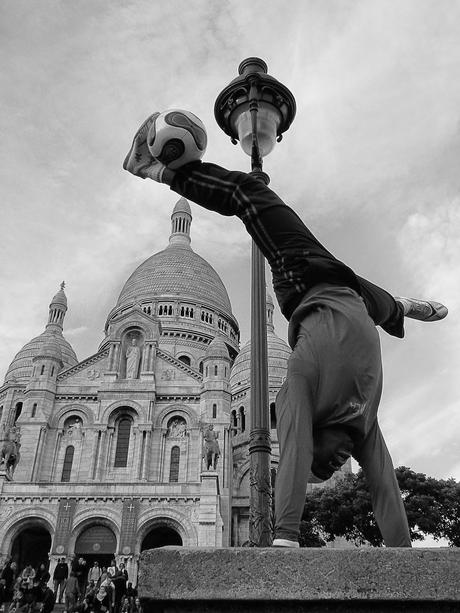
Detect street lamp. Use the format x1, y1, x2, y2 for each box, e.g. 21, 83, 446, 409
214, 58, 296, 546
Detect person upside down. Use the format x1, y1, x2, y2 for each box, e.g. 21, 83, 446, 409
123, 112, 448, 548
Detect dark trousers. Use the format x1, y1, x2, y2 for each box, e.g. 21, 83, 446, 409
172, 162, 405, 338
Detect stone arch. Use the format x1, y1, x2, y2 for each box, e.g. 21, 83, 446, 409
49, 404, 94, 430
101, 400, 143, 424
136, 508, 197, 551
176, 353, 192, 367
154, 403, 198, 429
234, 460, 279, 497
234, 461, 251, 497
116, 320, 151, 340
0, 509, 55, 559
68, 514, 120, 555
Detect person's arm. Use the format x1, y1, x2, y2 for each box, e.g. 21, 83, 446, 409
354, 421, 411, 547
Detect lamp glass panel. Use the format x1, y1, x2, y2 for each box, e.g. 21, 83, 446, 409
233, 103, 281, 157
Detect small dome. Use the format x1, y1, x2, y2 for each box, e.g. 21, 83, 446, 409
50, 282, 68, 308
4, 331, 77, 383
230, 328, 291, 391
205, 336, 230, 360
172, 197, 191, 215
34, 337, 63, 362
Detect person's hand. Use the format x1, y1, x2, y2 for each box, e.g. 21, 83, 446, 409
123, 113, 166, 182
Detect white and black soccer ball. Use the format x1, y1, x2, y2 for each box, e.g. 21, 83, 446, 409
147, 109, 207, 169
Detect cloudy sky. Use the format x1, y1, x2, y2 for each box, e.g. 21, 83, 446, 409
1, 0, 459, 488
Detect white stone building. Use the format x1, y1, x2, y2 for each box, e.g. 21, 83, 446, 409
0, 197, 349, 578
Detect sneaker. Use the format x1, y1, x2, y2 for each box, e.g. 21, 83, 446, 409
123, 112, 166, 182
395, 297, 448, 322
272, 538, 300, 548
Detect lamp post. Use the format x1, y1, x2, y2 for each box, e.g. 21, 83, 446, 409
214, 58, 296, 546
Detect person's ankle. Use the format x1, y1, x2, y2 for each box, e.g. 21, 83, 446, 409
162, 167, 176, 186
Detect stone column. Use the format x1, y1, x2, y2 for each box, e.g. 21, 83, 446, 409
50, 430, 63, 481
32, 426, 48, 481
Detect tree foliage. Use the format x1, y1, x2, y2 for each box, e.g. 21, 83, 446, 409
300, 467, 460, 547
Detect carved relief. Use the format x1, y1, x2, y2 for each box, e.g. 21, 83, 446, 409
167, 417, 187, 438
87, 368, 100, 380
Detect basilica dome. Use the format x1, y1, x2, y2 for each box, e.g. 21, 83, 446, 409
116, 245, 232, 315
106, 198, 239, 350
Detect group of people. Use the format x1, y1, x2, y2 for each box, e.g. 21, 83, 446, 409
0, 559, 142, 613
63, 558, 141, 613
0, 561, 54, 613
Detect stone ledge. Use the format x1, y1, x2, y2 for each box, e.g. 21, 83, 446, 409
139, 547, 460, 612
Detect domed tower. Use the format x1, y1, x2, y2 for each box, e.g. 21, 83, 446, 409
201, 336, 232, 423
1, 283, 78, 482
228, 291, 290, 545
230, 291, 290, 442
4, 283, 77, 386
1, 283, 77, 430
102, 198, 240, 371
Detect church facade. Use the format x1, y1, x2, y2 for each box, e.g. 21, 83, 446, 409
0, 197, 349, 578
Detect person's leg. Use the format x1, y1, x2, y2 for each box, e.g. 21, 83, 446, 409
171, 163, 407, 335
125, 125, 447, 332
273, 327, 317, 543
59, 580, 66, 604
354, 421, 411, 547
356, 276, 405, 338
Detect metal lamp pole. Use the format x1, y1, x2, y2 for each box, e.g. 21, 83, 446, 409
214, 58, 296, 546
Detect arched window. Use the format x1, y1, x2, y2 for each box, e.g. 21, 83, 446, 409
169, 446, 180, 482
198, 361, 203, 374
40, 365, 45, 375
178, 355, 191, 367
231, 410, 237, 431
239, 407, 246, 433
114, 417, 132, 467
31, 403, 37, 418
214, 365, 218, 376
61, 446, 74, 482
13, 403, 23, 424
270, 402, 277, 429
212, 404, 217, 419
0, 406, 3, 422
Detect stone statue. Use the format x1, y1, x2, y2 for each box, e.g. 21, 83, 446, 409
66, 418, 82, 438
0, 425, 21, 479
202, 424, 220, 470
126, 338, 141, 379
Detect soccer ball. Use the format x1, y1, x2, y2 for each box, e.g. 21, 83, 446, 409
147, 109, 207, 169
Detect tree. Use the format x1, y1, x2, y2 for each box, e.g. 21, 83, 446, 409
300, 467, 460, 547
